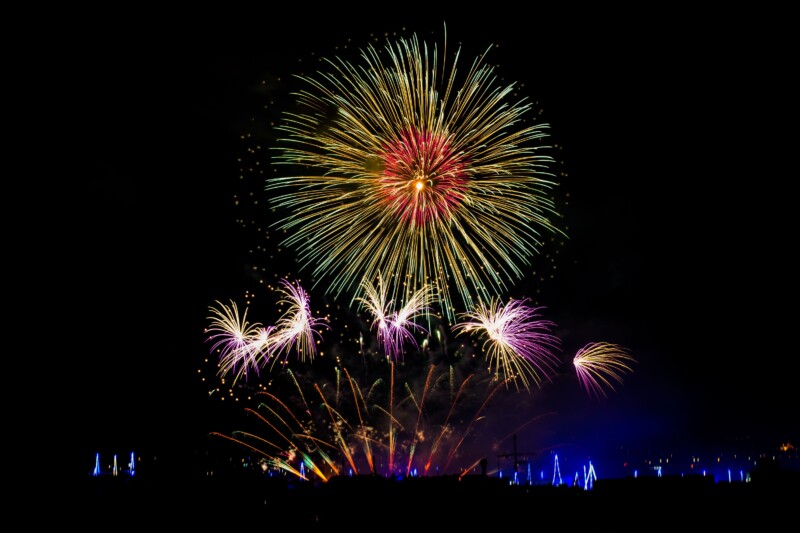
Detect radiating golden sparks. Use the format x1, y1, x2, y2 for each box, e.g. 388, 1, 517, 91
573, 342, 636, 399
268, 28, 564, 321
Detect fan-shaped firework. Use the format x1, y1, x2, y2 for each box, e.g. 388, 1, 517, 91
206, 299, 269, 385
268, 29, 563, 321
355, 272, 394, 357
206, 280, 330, 384
355, 272, 432, 361
573, 342, 636, 399
452, 297, 561, 391
266, 279, 330, 365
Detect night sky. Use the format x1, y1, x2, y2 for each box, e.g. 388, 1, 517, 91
60, 11, 796, 477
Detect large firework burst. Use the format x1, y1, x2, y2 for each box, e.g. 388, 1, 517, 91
267, 29, 564, 321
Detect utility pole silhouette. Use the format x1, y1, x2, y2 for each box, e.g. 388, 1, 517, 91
496, 434, 537, 482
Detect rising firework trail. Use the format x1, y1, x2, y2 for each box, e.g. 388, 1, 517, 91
209, 361, 508, 480
267, 27, 564, 322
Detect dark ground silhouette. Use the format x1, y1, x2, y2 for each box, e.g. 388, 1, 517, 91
75, 456, 798, 530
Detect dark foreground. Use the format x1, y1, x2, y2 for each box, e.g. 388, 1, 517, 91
74, 465, 798, 530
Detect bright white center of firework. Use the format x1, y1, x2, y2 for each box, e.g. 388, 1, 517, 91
415, 180, 424, 191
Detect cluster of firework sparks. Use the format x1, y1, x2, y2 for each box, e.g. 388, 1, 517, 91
203, 27, 636, 482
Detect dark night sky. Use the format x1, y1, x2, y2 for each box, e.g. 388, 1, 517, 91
57, 11, 797, 476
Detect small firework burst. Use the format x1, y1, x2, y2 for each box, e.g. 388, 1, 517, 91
453, 297, 561, 391
573, 342, 636, 399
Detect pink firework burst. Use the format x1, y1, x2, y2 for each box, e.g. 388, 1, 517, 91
206, 300, 270, 384
453, 297, 562, 391
385, 282, 432, 360
357, 273, 432, 361
269, 279, 330, 365
356, 272, 394, 357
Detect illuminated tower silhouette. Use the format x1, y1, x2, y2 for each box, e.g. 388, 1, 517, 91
584, 461, 597, 490
552, 454, 563, 486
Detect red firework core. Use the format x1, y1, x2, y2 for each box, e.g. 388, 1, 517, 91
377, 127, 468, 226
